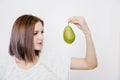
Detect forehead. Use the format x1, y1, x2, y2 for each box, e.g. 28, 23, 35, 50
34, 21, 43, 31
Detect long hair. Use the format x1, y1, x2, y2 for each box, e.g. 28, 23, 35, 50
9, 14, 44, 62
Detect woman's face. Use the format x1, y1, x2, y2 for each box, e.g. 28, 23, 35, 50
34, 21, 44, 50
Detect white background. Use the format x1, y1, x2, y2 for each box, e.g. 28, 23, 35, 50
0, 0, 120, 80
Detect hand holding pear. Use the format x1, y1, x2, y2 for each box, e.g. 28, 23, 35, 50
68, 16, 90, 35
63, 16, 90, 44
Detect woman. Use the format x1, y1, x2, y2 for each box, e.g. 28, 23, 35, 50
4, 14, 97, 80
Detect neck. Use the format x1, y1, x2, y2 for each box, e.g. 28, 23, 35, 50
15, 56, 39, 69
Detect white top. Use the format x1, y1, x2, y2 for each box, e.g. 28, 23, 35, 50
3, 52, 71, 80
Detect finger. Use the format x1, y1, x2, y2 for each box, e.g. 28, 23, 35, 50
68, 17, 81, 25
69, 20, 80, 24
68, 16, 78, 22
68, 20, 82, 30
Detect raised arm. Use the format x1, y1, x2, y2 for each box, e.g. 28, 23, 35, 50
68, 16, 98, 70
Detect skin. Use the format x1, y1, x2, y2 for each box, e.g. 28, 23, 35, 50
17, 16, 97, 70
68, 16, 98, 70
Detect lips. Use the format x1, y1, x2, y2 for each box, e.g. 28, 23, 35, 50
37, 42, 42, 45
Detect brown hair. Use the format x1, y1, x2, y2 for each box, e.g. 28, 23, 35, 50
9, 14, 44, 62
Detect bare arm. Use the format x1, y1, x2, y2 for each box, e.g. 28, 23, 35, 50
68, 16, 98, 70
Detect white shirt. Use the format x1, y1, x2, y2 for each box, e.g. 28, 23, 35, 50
3, 52, 71, 80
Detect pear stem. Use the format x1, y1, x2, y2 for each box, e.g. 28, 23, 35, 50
68, 22, 69, 26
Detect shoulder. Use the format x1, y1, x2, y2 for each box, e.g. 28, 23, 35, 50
0, 59, 8, 80
0, 56, 14, 80
3, 56, 15, 80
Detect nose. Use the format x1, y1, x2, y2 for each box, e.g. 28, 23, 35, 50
37, 33, 44, 40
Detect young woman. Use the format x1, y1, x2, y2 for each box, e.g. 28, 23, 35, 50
4, 14, 97, 80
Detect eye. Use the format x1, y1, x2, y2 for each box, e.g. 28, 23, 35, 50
33, 31, 38, 35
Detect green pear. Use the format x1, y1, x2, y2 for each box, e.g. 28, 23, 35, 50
63, 25, 75, 44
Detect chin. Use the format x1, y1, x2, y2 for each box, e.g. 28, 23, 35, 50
35, 48, 41, 50
35, 47, 42, 50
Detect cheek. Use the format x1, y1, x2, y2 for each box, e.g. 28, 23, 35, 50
33, 37, 37, 44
